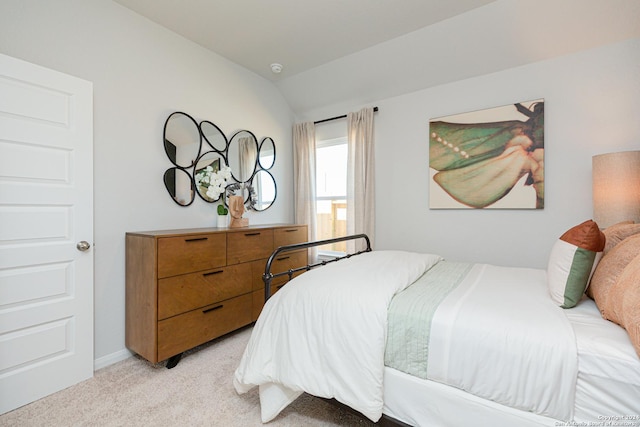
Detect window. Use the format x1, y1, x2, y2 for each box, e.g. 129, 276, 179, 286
253, 170, 276, 210
316, 137, 347, 255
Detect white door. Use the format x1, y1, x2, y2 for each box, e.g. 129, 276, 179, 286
0, 53, 94, 414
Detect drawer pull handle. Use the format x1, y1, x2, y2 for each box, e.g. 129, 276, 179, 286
276, 256, 290, 261
203, 270, 224, 277
285, 229, 298, 232
202, 305, 223, 314
185, 237, 208, 242
244, 232, 261, 236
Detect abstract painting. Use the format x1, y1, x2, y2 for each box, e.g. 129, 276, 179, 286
429, 99, 544, 209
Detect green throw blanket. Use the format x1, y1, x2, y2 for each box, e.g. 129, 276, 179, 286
384, 261, 473, 378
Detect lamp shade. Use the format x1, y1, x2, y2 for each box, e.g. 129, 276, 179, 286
592, 150, 640, 228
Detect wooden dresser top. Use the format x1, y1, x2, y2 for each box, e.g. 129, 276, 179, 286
126, 224, 306, 238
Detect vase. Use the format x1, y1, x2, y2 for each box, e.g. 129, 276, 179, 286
216, 214, 228, 228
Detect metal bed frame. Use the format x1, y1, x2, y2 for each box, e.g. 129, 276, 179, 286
263, 234, 371, 302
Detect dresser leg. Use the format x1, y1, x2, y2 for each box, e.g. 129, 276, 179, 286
166, 353, 182, 369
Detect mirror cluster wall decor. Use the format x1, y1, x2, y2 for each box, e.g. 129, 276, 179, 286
162, 111, 277, 212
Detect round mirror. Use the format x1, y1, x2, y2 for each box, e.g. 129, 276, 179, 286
228, 130, 258, 182
163, 167, 195, 206
163, 112, 201, 168
225, 182, 257, 210
258, 137, 276, 170
194, 151, 228, 202
200, 120, 227, 152
251, 170, 277, 211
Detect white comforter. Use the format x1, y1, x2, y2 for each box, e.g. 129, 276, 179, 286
427, 263, 578, 420
233, 250, 442, 422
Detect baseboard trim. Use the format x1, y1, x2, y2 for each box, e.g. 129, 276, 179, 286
94, 349, 133, 371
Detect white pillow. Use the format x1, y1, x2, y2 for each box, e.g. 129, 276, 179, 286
547, 220, 605, 308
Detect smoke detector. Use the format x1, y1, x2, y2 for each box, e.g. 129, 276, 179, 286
270, 63, 283, 74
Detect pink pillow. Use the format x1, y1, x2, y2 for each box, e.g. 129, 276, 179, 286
603, 221, 640, 255
605, 253, 640, 358
590, 234, 640, 318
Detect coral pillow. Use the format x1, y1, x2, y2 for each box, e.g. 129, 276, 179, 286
604, 253, 640, 358
547, 220, 605, 308
590, 234, 640, 319
603, 221, 640, 255
586, 221, 640, 299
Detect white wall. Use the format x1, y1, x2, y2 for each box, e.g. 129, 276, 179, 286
301, 38, 640, 269
0, 0, 295, 365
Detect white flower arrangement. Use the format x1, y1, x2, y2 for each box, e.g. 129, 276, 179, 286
195, 165, 232, 201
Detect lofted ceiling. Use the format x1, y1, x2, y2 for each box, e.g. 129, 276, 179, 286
113, 0, 640, 116
112, 0, 496, 81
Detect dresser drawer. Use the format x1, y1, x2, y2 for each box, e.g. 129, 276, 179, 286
250, 258, 268, 291
227, 229, 273, 264
250, 250, 307, 291
157, 233, 226, 278
157, 293, 252, 361
269, 250, 307, 281
252, 290, 263, 321
250, 250, 308, 321
274, 226, 307, 248
266, 251, 307, 293
251, 281, 288, 321
157, 263, 252, 320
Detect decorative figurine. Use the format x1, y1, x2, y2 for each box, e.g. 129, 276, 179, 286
229, 195, 249, 228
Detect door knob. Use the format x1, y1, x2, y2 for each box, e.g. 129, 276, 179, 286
76, 241, 91, 252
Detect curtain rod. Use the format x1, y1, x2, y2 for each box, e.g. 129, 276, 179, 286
314, 106, 378, 125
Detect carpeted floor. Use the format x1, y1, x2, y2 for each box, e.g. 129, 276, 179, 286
0, 326, 374, 426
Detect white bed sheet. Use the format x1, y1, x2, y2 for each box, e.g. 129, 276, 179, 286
566, 297, 640, 422
383, 367, 559, 427
382, 295, 640, 426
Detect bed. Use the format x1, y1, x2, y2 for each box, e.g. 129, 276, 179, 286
233, 221, 640, 426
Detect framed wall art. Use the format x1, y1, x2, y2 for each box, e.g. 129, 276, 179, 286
429, 99, 544, 209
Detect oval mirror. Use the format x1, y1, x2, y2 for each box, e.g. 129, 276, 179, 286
194, 151, 228, 202
163, 167, 195, 206
228, 130, 258, 182
258, 137, 276, 170
251, 169, 277, 211
200, 120, 227, 152
163, 112, 201, 168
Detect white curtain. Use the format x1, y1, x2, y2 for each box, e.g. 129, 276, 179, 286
293, 122, 317, 261
347, 107, 375, 253
239, 137, 257, 181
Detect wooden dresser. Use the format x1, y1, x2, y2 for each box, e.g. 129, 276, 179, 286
125, 224, 307, 366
